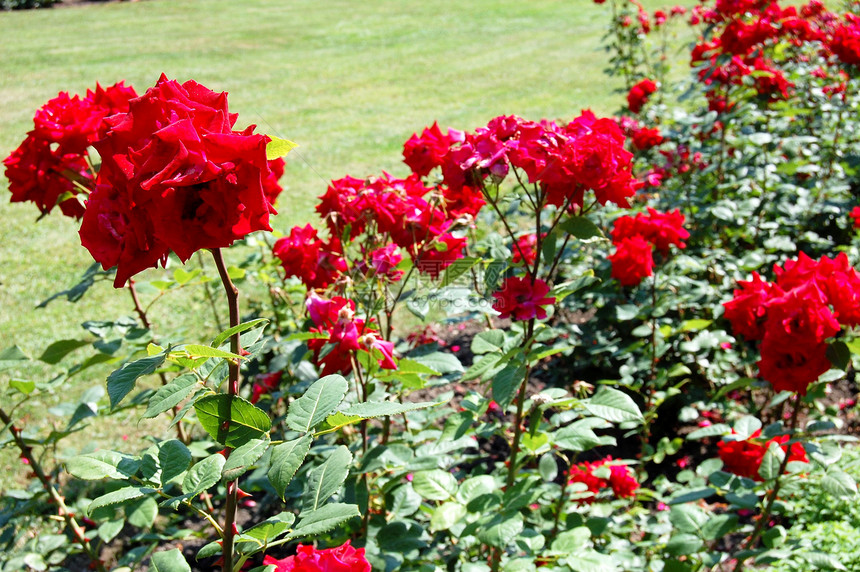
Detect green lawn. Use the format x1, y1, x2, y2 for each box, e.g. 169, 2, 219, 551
0, 0, 690, 479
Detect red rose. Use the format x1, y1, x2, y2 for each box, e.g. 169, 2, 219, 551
492, 276, 555, 321
263, 541, 370, 572
757, 286, 840, 394
609, 236, 654, 287
830, 14, 860, 67
305, 294, 395, 375
627, 79, 658, 114
631, 126, 664, 150
273, 224, 346, 290
723, 272, 781, 340
4, 81, 137, 219
4, 135, 91, 219
402, 122, 462, 178
80, 75, 274, 286
568, 457, 638, 503
718, 429, 807, 480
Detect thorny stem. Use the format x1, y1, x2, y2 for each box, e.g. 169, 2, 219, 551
212, 248, 242, 572
0, 407, 107, 572
198, 252, 225, 331
127, 279, 189, 444
505, 320, 536, 491
731, 396, 803, 572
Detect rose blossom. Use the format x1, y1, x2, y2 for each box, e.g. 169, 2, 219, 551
718, 429, 807, 480
263, 541, 370, 572
609, 236, 654, 287
80, 75, 279, 287
492, 276, 555, 321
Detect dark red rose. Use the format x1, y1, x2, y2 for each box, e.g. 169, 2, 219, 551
609, 236, 654, 287
263, 541, 370, 572
627, 79, 658, 114
718, 429, 807, 480
80, 75, 273, 286
492, 276, 555, 321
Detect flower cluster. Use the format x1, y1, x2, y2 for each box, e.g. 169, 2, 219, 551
273, 224, 347, 289
718, 429, 807, 480
313, 172, 473, 280
568, 457, 639, 503
263, 541, 371, 572
627, 78, 658, 114
723, 252, 860, 393
250, 371, 282, 404
4, 82, 137, 218
404, 111, 642, 211
492, 276, 555, 321
79, 75, 283, 287
306, 293, 397, 375
608, 208, 688, 286
687, 0, 838, 103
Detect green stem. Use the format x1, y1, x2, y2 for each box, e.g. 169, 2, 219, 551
212, 248, 242, 572
731, 396, 803, 572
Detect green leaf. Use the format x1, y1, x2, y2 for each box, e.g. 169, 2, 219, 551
194, 394, 272, 448
669, 504, 707, 534
66, 451, 140, 481
286, 503, 360, 540
389, 484, 422, 518
158, 440, 192, 484
821, 468, 857, 497
0, 346, 28, 372
552, 418, 611, 452
584, 387, 643, 424
182, 454, 226, 496
38, 339, 90, 364
340, 400, 439, 418
182, 344, 242, 360
412, 469, 457, 501
701, 514, 738, 541
287, 375, 349, 433
827, 341, 851, 371
430, 501, 467, 532
266, 135, 298, 160
758, 442, 784, 481
394, 358, 440, 375
107, 351, 168, 409
211, 319, 269, 349
171, 268, 200, 285
97, 519, 124, 543
539, 453, 558, 482
302, 445, 352, 513
125, 496, 158, 528
686, 423, 730, 440
471, 330, 506, 355
143, 374, 199, 419
733, 416, 762, 440
560, 216, 604, 240
666, 533, 703, 556
87, 486, 155, 516
150, 548, 192, 572
492, 364, 525, 410
412, 351, 464, 374
9, 380, 36, 395
268, 434, 313, 500
235, 512, 296, 555
551, 527, 591, 552
223, 437, 270, 481
477, 512, 524, 548
440, 256, 479, 287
